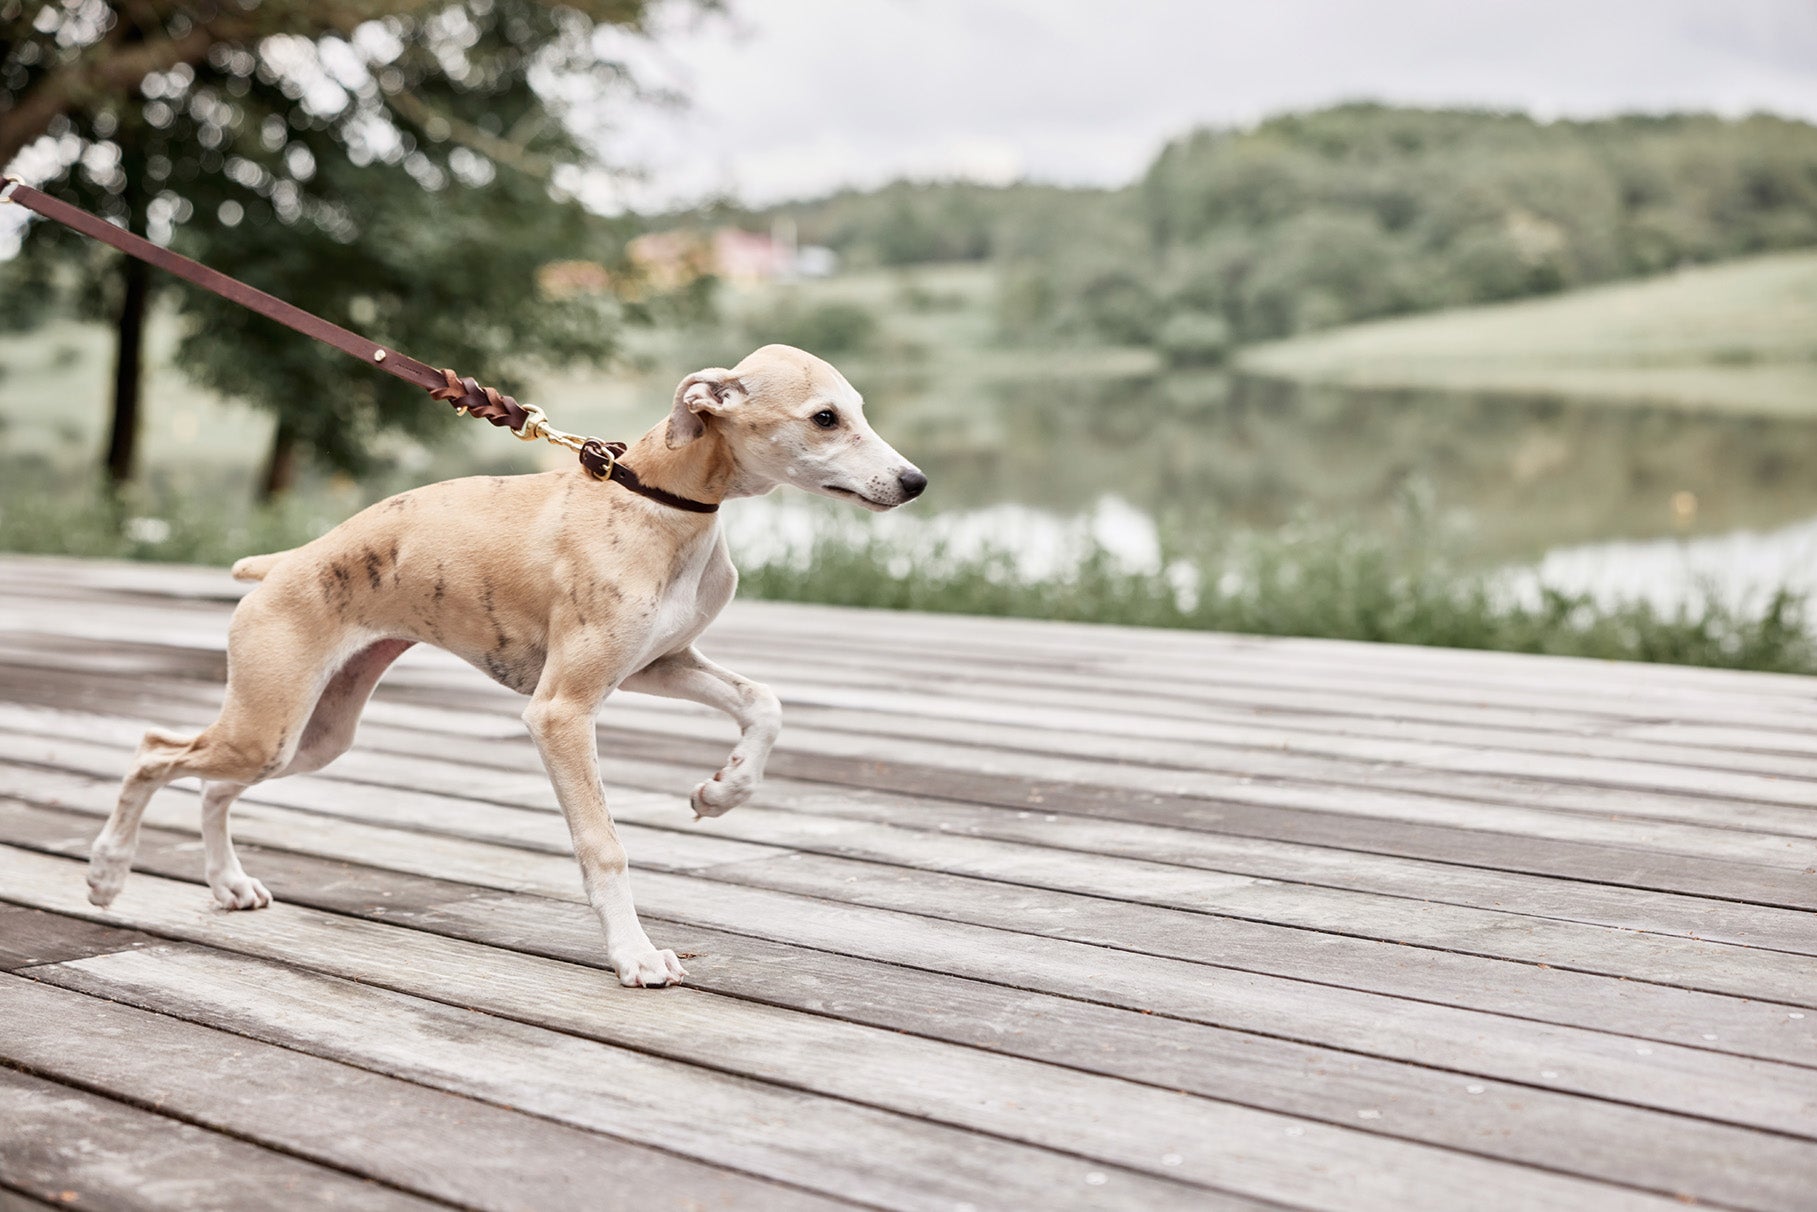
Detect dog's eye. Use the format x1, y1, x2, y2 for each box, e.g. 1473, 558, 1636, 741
811, 409, 839, 429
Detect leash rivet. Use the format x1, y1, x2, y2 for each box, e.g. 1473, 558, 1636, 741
372, 349, 387, 363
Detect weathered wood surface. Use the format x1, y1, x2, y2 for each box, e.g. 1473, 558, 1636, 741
0, 554, 1812, 1211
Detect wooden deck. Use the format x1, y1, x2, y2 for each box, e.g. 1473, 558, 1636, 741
0, 553, 1812, 1211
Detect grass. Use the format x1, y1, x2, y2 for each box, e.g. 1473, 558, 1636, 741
1237, 251, 1817, 416
741, 515, 1815, 675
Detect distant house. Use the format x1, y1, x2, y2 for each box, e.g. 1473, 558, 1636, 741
627, 221, 838, 288
535, 259, 614, 298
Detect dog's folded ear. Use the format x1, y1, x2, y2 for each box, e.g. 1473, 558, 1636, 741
667, 369, 745, 448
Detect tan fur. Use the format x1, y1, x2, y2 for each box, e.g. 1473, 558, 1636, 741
88, 345, 925, 987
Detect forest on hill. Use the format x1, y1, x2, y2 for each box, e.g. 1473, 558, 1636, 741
707, 105, 1817, 357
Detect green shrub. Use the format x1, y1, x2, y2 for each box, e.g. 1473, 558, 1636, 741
1155, 311, 1234, 366
746, 299, 879, 356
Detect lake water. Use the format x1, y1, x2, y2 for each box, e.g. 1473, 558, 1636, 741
723, 371, 1817, 609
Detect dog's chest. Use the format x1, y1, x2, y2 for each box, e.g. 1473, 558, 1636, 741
635, 528, 736, 664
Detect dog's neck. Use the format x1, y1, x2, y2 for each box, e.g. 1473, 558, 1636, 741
620, 421, 755, 510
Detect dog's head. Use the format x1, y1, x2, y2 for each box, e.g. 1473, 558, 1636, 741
666, 344, 926, 510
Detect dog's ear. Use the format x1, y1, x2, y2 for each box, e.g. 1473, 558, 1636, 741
667, 368, 744, 448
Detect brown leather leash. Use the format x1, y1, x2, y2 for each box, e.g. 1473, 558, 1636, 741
0, 176, 717, 514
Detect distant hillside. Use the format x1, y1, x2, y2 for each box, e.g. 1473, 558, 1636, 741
677, 105, 1817, 351
1238, 249, 1817, 417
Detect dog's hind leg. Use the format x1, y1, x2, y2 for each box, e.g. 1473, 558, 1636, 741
87, 725, 208, 907
621, 646, 781, 819
198, 781, 268, 909
193, 639, 415, 911
89, 598, 348, 909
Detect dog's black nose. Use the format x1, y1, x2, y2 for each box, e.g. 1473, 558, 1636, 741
898, 469, 928, 500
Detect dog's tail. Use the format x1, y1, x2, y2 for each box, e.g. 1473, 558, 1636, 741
230, 549, 295, 583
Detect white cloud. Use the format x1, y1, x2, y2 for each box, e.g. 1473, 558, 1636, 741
584, 0, 1817, 210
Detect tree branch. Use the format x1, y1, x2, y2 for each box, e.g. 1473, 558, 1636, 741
386, 88, 557, 181
0, 24, 216, 170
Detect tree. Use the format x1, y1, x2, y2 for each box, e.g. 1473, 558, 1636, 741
1, 0, 684, 495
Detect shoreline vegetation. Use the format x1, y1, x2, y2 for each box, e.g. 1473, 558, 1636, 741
1, 474, 1808, 676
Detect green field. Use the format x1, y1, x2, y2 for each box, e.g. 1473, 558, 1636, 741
1237, 251, 1817, 417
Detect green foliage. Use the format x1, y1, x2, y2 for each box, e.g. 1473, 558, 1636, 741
744, 298, 879, 357
1136, 106, 1817, 342
3, 0, 677, 481
692, 105, 1817, 354
1154, 310, 1232, 367
0, 473, 327, 566
693, 180, 1126, 270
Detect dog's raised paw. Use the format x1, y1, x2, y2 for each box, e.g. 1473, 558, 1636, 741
613, 947, 687, 988
210, 873, 273, 911
691, 773, 752, 819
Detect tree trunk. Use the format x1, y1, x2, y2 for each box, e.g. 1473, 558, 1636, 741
102, 118, 151, 489
103, 251, 150, 487
259, 420, 300, 502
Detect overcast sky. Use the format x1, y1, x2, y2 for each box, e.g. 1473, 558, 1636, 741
588, 0, 1817, 210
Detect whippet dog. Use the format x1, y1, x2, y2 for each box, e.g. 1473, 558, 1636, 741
86, 344, 927, 987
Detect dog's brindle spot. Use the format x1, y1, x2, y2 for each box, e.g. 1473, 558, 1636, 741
480, 581, 512, 653
255, 729, 291, 781
483, 642, 546, 695
385, 493, 413, 513
362, 549, 386, 591
319, 562, 355, 613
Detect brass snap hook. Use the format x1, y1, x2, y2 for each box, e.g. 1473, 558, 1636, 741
0, 176, 21, 205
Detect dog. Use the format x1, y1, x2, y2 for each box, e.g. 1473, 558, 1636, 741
85, 344, 926, 987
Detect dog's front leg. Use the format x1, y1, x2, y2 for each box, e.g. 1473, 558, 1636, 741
622, 646, 781, 819
523, 688, 685, 988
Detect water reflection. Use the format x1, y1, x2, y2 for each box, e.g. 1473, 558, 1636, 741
865, 371, 1817, 565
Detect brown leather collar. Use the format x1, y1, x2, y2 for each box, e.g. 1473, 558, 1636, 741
2, 178, 718, 514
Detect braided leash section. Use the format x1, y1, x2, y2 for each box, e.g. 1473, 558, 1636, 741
429, 368, 532, 431
425, 369, 715, 512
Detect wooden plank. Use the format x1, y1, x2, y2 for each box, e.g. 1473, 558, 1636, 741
21, 931, 1688, 1211
11, 648, 1817, 884
24, 692, 1806, 956
7, 554, 1817, 1211
26, 943, 1261, 1212
21, 616, 1817, 788
14, 672, 1817, 930
671, 678, 1817, 783
8, 820, 1804, 1212
0, 975, 854, 1212
12, 758, 1817, 1035
0, 1067, 450, 1211
13, 702, 1817, 968
12, 579, 1817, 741
9, 760, 1816, 1076
0, 904, 152, 971
697, 617, 1817, 719
2, 840, 1812, 1144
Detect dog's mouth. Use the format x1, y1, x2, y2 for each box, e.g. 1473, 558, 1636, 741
822, 485, 892, 510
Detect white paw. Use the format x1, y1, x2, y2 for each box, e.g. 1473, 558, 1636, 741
209, 873, 273, 911
86, 854, 127, 908
612, 947, 687, 988
691, 760, 756, 819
